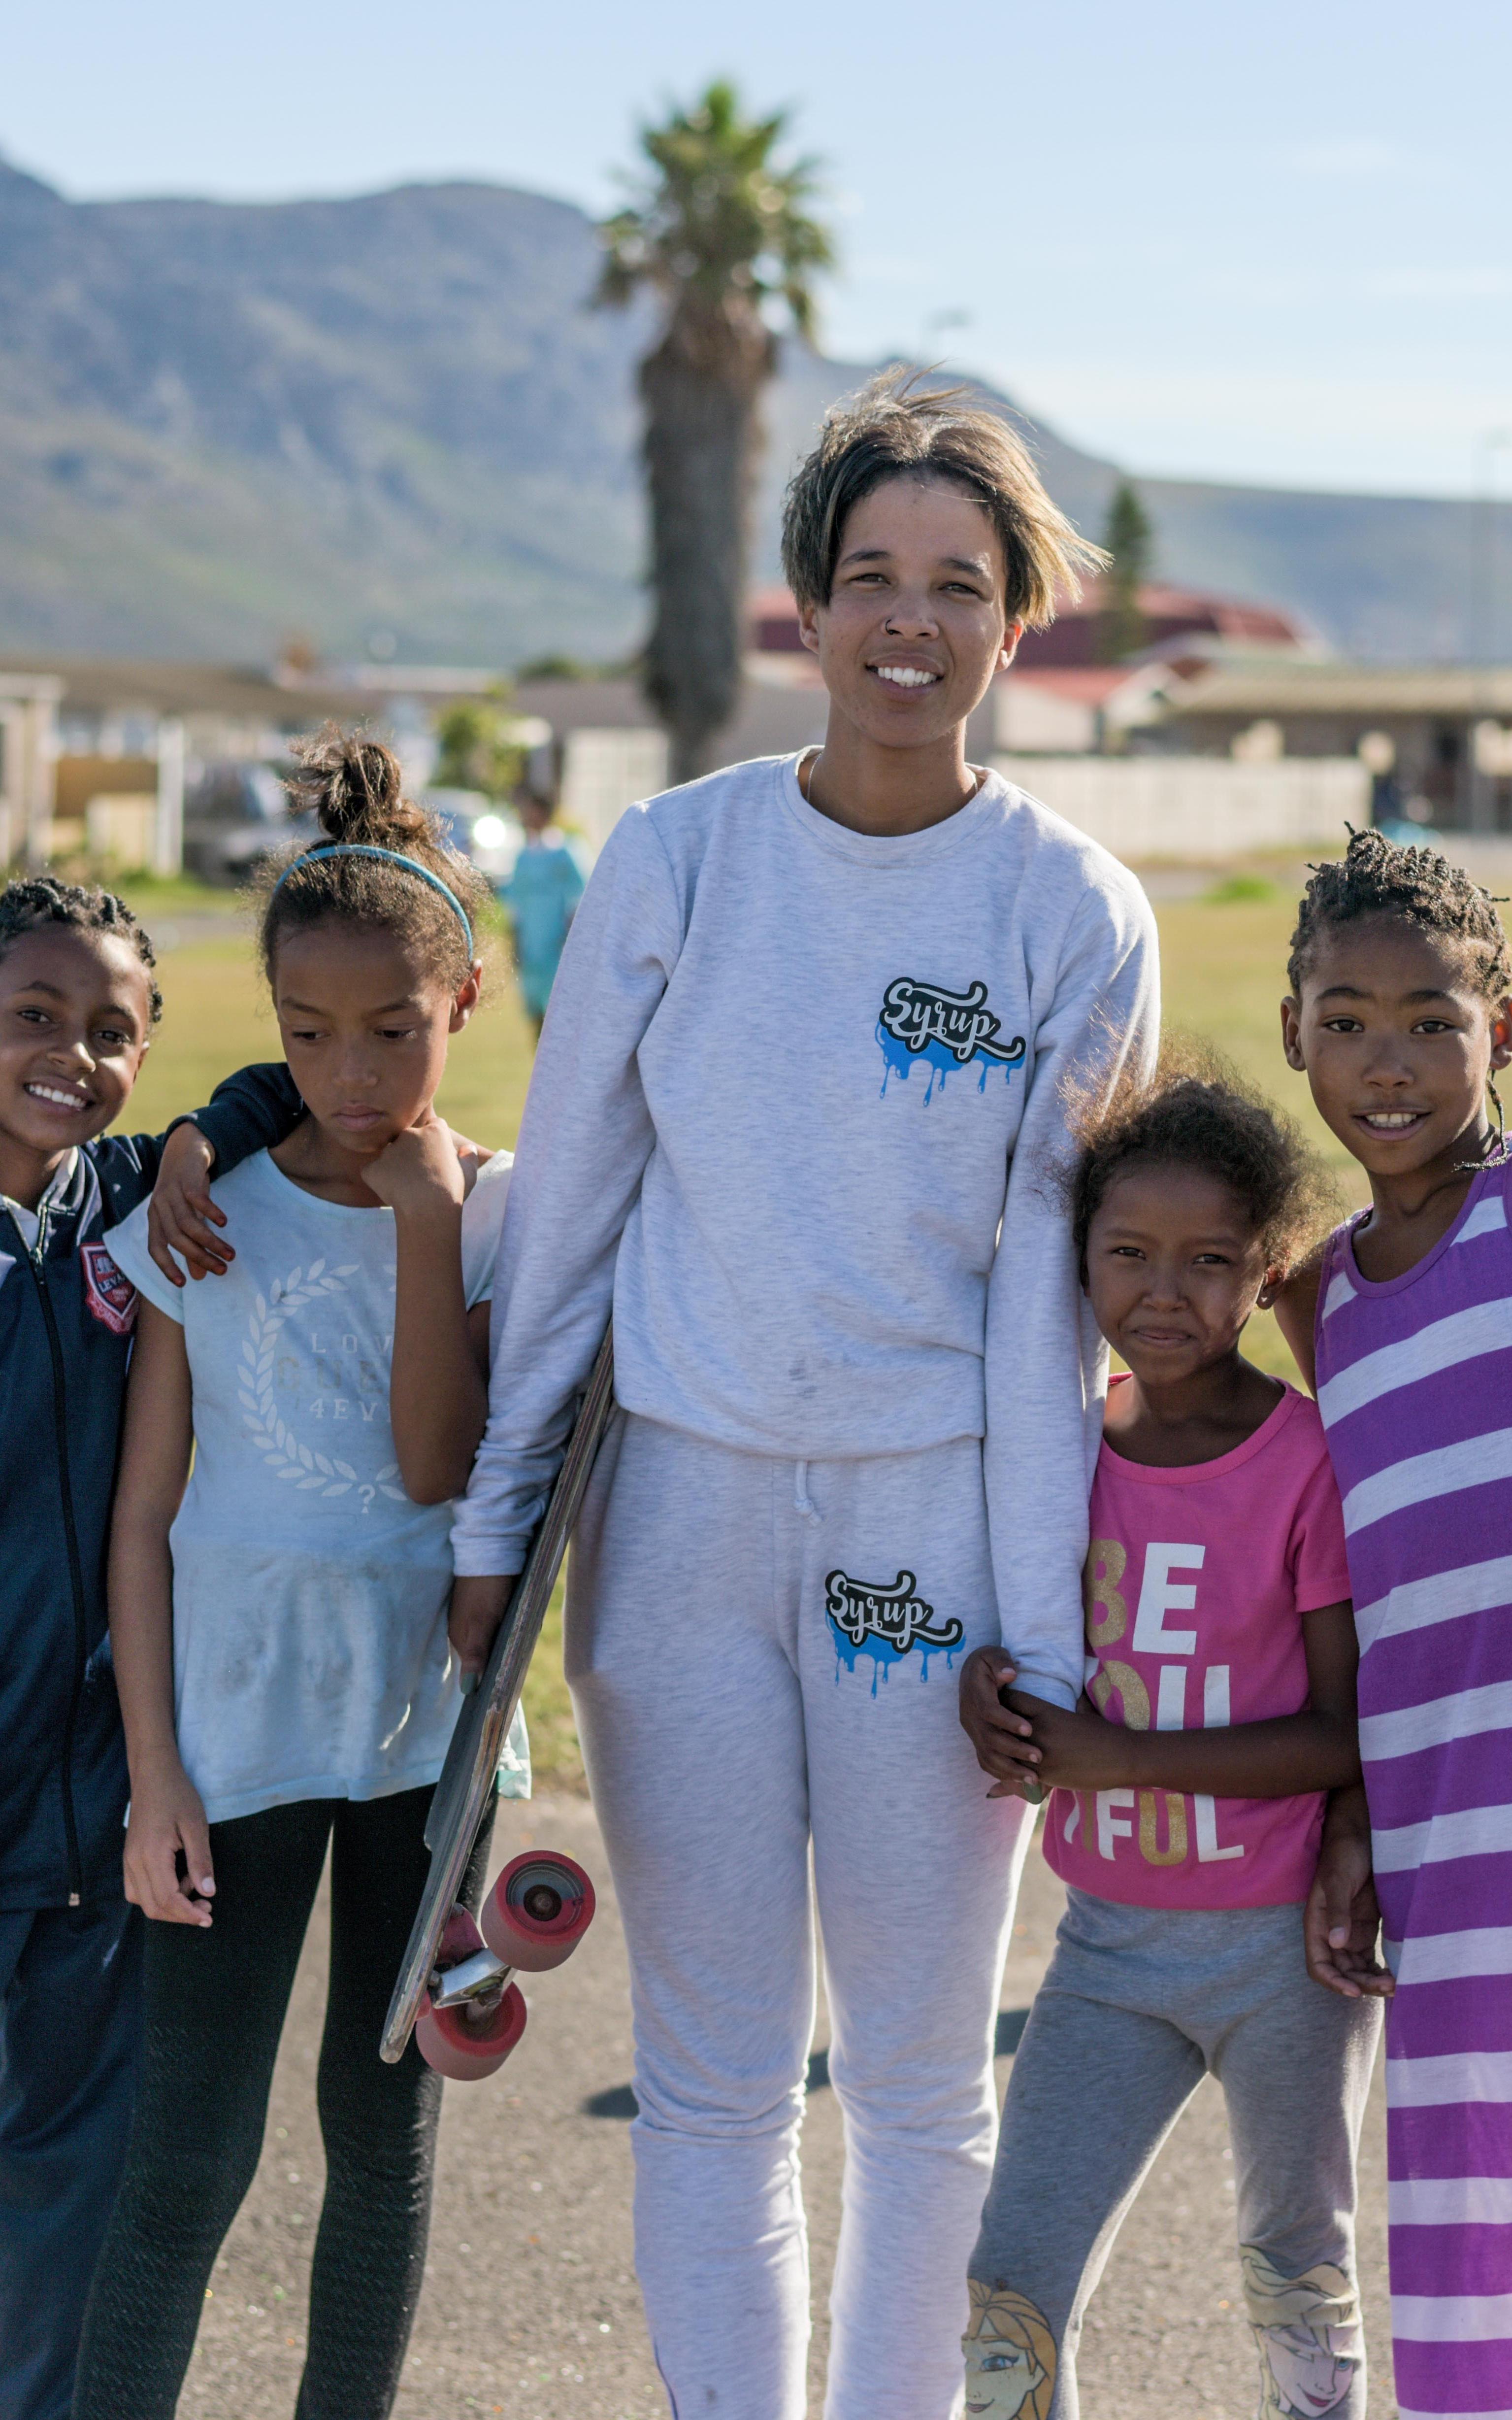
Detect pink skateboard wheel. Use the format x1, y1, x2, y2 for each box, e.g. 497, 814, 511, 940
416, 1983, 527, 2081
415, 1907, 527, 2081
481, 1851, 596, 1972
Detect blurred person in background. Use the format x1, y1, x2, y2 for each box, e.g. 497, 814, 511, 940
503, 789, 587, 1039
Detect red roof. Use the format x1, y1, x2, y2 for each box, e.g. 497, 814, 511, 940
748, 581, 1308, 667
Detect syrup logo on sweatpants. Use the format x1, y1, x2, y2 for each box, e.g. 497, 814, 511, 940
825, 1567, 965, 1693
876, 977, 1026, 1102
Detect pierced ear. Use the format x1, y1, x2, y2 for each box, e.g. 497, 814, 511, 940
1255, 1262, 1284, 1311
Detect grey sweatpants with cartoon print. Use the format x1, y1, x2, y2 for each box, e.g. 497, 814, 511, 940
968, 1887, 1382, 2420
566, 1409, 1037, 2420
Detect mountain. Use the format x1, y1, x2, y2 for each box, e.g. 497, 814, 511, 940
0, 155, 1495, 667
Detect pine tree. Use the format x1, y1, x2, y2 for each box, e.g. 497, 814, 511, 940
1100, 480, 1152, 662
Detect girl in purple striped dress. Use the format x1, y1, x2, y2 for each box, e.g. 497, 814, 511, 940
1278, 830, 1512, 2420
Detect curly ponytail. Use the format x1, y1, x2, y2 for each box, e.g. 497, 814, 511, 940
258, 725, 491, 990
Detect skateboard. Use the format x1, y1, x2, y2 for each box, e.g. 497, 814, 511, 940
380, 1329, 617, 2079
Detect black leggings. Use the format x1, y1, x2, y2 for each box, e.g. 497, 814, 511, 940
72, 1785, 493, 2420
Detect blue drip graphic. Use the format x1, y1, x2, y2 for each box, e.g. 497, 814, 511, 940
876, 1021, 1019, 1101
828, 1612, 961, 1696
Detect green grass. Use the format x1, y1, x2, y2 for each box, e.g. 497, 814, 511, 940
1200, 872, 1283, 906
111, 873, 1379, 1781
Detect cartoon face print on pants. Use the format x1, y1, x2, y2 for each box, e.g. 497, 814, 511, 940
876, 976, 1026, 1101
962, 2281, 1056, 2420
825, 1568, 964, 1694
1239, 2248, 1361, 2419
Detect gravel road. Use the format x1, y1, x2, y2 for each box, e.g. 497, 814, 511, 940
178, 1793, 1393, 2419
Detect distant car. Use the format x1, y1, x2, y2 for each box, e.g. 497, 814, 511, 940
182, 760, 318, 884
421, 788, 525, 885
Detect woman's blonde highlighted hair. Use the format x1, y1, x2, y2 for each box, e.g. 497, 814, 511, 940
780, 369, 1107, 628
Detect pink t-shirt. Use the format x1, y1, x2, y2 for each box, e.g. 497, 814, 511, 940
1043, 1379, 1351, 1910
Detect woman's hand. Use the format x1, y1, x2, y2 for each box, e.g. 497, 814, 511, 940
1305, 1793, 1394, 1999
364, 1114, 466, 1220
148, 1123, 234, 1285
449, 1573, 513, 1694
124, 1757, 215, 1927
958, 1647, 1043, 1797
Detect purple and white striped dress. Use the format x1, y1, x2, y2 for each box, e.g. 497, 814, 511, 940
1315, 1151, 1512, 2420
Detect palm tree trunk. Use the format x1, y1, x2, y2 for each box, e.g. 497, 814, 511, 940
640, 310, 773, 786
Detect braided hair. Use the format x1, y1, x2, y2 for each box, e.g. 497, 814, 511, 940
0, 875, 162, 1023
1288, 827, 1512, 1001
258, 725, 490, 991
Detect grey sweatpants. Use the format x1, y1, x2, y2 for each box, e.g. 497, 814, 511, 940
968, 1887, 1382, 2420
567, 1410, 1036, 2420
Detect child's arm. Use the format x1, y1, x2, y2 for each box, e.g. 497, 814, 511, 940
1273, 1252, 1323, 1395
108, 1302, 215, 1927
986, 1598, 1362, 1799
364, 1115, 489, 1505
101, 1063, 304, 1285
1304, 1784, 1394, 1999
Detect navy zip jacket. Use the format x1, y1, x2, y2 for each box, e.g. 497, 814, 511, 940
0, 1066, 302, 1912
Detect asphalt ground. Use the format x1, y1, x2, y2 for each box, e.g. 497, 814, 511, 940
178, 1794, 1394, 2420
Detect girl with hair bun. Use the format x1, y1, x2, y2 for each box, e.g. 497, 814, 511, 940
72, 729, 523, 2420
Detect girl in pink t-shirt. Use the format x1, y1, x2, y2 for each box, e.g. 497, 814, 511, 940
957, 1055, 1384, 2420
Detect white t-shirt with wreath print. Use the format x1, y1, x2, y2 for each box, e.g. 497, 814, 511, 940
103, 1145, 527, 1824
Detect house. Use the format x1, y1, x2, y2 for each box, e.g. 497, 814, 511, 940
1142, 658, 1512, 831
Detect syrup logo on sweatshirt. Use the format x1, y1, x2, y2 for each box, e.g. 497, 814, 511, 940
824, 1567, 964, 1693
876, 977, 1026, 1102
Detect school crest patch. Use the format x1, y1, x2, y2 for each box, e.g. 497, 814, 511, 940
81, 1243, 138, 1335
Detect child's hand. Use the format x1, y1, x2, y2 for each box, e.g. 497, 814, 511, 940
1011, 1693, 1136, 1792
124, 1759, 215, 1927
1305, 1810, 1394, 2000
148, 1122, 234, 1285
958, 1647, 1042, 1796
364, 1113, 467, 1220
449, 1572, 514, 1696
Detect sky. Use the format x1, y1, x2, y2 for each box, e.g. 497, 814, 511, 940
5, 0, 1512, 501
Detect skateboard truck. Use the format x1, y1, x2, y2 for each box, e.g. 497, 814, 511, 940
412, 1852, 598, 2081
430, 1940, 514, 2012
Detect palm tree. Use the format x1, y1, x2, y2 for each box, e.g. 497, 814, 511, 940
599, 83, 832, 785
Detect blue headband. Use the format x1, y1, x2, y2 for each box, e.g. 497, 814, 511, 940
271, 844, 474, 954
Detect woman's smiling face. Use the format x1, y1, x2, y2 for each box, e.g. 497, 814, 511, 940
799, 473, 1020, 751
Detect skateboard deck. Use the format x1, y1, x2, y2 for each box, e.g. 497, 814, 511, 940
380, 1329, 616, 2066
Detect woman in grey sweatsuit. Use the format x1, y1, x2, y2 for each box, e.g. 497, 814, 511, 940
451, 372, 1159, 2420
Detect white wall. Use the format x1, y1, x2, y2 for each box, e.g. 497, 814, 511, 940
0, 677, 62, 868
993, 679, 1099, 754
559, 728, 670, 857
991, 753, 1371, 861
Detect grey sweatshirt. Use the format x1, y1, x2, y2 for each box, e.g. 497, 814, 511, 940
454, 753, 1158, 1710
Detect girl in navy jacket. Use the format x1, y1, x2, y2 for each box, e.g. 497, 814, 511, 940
0, 877, 299, 2420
